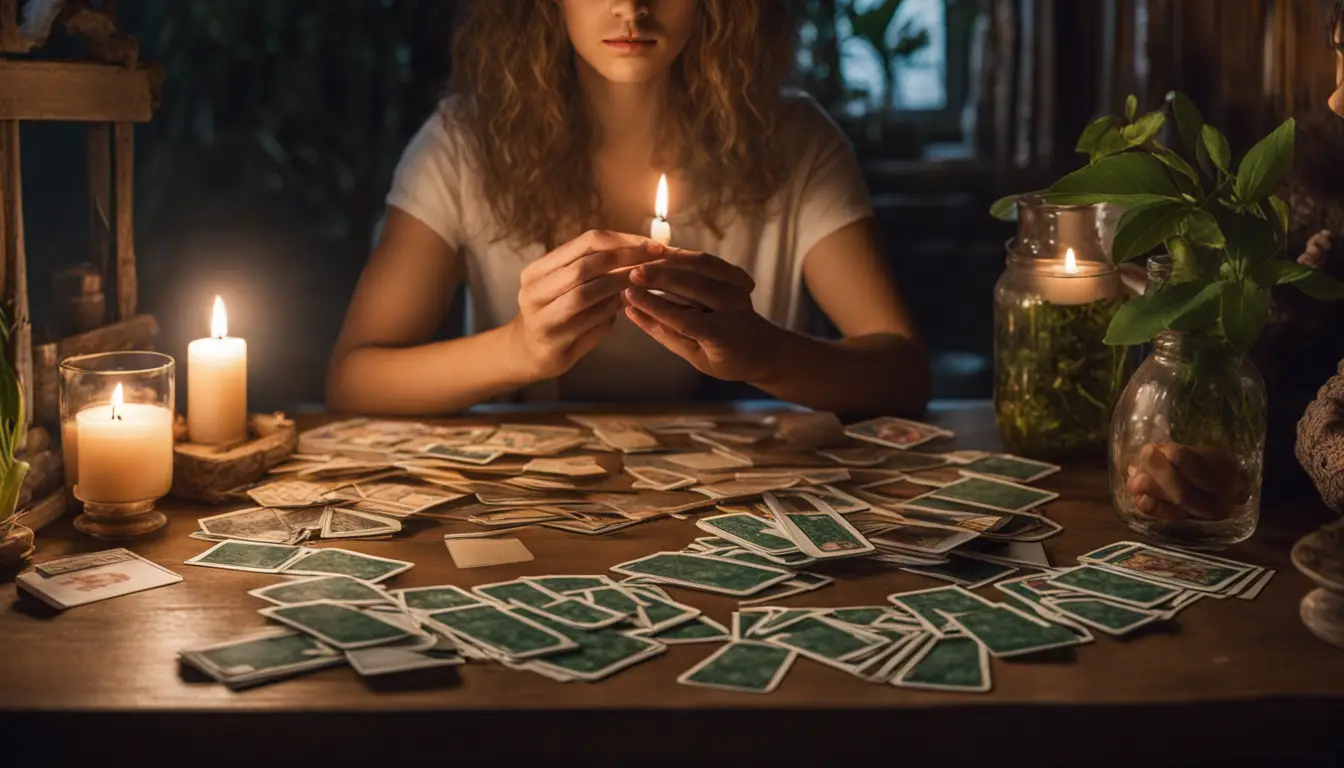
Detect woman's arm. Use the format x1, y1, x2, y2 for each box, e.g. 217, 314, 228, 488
747, 218, 930, 417
326, 208, 537, 414
624, 218, 931, 419
328, 211, 655, 415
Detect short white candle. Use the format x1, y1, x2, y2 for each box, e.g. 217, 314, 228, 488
651, 174, 671, 246
1027, 248, 1122, 306
74, 384, 174, 503
188, 296, 248, 444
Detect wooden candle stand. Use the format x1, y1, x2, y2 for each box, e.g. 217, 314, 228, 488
172, 412, 297, 504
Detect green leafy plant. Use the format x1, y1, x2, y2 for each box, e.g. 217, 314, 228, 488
841, 0, 930, 112
991, 91, 1344, 353
0, 310, 29, 539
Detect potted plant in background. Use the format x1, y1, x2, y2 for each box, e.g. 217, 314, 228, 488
993, 92, 1344, 546
0, 309, 33, 576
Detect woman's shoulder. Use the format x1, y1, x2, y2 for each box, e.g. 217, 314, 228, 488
401, 97, 476, 167
774, 89, 851, 151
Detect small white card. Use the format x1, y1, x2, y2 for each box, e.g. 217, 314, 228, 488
19, 550, 182, 610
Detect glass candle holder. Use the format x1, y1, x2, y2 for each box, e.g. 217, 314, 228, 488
993, 196, 1132, 460
60, 351, 176, 538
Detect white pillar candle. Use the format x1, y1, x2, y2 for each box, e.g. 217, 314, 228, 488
74, 384, 174, 502
188, 296, 248, 444
1027, 248, 1122, 306
651, 174, 672, 246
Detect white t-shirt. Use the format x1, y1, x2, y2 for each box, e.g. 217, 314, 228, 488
385, 90, 873, 402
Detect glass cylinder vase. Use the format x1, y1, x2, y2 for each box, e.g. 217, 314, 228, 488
993, 197, 1131, 460
1109, 332, 1267, 547
60, 351, 176, 538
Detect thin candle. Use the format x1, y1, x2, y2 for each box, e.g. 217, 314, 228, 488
651, 174, 671, 246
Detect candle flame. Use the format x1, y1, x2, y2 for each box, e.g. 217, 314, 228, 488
111, 383, 124, 420
655, 174, 669, 221
211, 295, 228, 338
1064, 248, 1079, 274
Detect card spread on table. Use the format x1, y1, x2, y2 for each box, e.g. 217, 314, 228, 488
677, 641, 796, 694
19, 549, 182, 610
1045, 566, 1182, 609
260, 600, 414, 649
445, 537, 535, 569
248, 575, 391, 607
280, 547, 414, 583
394, 585, 483, 612
927, 476, 1058, 514
185, 540, 305, 573
763, 492, 875, 560
180, 630, 344, 688
941, 602, 1086, 658
958, 454, 1061, 484
611, 552, 794, 596
891, 636, 990, 692
424, 603, 578, 661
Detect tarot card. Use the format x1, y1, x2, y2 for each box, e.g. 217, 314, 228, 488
248, 479, 336, 508
691, 476, 801, 500
423, 603, 578, 660
180, 629, 343, 688
623, 465, 697, 491
887, 585, 996, 635
845, 416, 952, 450
198, 507, 297, 544
977, 512, 1063, 542
1088, 542, 1257, 594
1042, 597, 1162, 636
522, 456, 608, 477
766, 617, 887, 665
1045, 566, 1182, 609
818, 444, 897, 467
523, 597, 627, 630
663, 451, 755, 471
994, 572, 1077, 608
278, 506, 327, 532
868, 523, 978, 555
958, 454, 1061, 484
473, 579, 565, 607
901, 556, 1019, 589
634, 594, 702, 633
928, 477, 1058, 513
610, 552, 794, 597
260, 600, 413, 649
958, 539, 1051, 569
324, 481, 466, 517
677, 642, 796, 694
941, 602, 1085, 657
522, 575, 614, 594
280, 547, 414, 583
763, 492, 875, 560
903, 466, 971, 488
796, 485, 870, 515
826, 607, 892, 627
1237, 569, 1275, 600
584, 585, 643, 616
248, 575, 391, 607
420, 444, 505, 465
445, 537, 534, 568
642, 615, 731, 644
185, 540, 305, 573
696, 513, 798, 556
891, 636, 991, 693
18, 550, 181, 610
345, 646, 465, 677
512, 606, 665, 681
393, 585, 483, 612
320, 507, 402, 539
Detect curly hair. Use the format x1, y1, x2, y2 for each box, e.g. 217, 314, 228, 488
448, 1, 796, 250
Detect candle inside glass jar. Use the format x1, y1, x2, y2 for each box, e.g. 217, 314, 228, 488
74, 383, 174, 503
1026, 248, 1121, 306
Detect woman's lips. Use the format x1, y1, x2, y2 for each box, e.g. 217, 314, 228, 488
603, 39, 656, 54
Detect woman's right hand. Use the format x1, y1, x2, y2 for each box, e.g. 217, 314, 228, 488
509, 230, 658, 379
1124, 442, 1252, 521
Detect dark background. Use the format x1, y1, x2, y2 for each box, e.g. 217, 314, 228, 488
12, 0, 1342, 413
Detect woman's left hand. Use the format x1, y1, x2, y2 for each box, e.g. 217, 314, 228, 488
623, 247, 781, 382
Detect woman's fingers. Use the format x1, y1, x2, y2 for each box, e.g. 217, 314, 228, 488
1134, 445, 1223, 520
1134, 492, 1187, 521
545, 293, 623, 342
629, 263, 741, 311
653, 250, 756, 292
527, 247, 649, 307
624, 287, 718, 341
625, 305, 701, 361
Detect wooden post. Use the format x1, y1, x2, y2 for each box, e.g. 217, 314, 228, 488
0, 0, 18, 53
88, 123, 112, 324
0, 120, 33, 447
113, 121, 136, 321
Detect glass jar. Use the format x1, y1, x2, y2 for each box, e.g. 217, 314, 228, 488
1109, 332, 1267, 547
993, 197, 1131, 459
60, 351, 176, 538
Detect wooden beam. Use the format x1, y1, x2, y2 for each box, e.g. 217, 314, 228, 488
0, 60, 157, 122
88, 123, 112, 323
113, 122, 136, 321
0, 0, 19, 54
0, 120, 32, 449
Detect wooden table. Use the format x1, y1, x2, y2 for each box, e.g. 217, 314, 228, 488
3, 403, 1343, 765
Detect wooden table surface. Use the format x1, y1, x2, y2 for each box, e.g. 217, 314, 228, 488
4, 403, 1343, 765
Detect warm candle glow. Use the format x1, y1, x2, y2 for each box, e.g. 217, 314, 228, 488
655, 174, 669, 221
211, 295, 228, 338
110, 383, 123, 420
1064, 248, 1079, 274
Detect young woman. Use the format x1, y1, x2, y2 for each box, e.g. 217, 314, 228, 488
326, 0, 929, 416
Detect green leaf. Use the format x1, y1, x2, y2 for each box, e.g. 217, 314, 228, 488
990, 194, 1024, 220
1112, 202, 1189, 263
1125, 94, 1138, 122
1047, 152, 1182, 199
1166, 91, 1204, 160
1167, 236, 1220, 285
1104, 279, 1225, 345
1253, 261, 1344, 300
1152, 144, 1200, 188
1169, 280, 1227, 331
1076, 115, 1119, 155
1200, 124, 1232, 174
1219, 279, 1269, 352
1234, 118, 1296, 204
1216, 209, 1280, 272
1120, 112, 1166, 147
1092, 128, 1132, 161
1267, 196, 1289, 240
1180, 209, 1225, 249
